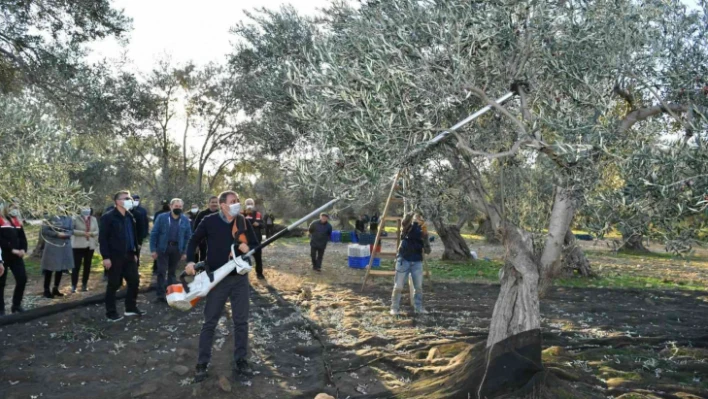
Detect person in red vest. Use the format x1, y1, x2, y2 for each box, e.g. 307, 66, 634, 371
242, 198, 265, 279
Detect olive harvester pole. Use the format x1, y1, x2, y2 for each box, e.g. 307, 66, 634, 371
166, 91, 516, 311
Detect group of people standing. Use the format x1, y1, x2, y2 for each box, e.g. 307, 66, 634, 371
0, 192, 274, 318
0, 200, 101, 315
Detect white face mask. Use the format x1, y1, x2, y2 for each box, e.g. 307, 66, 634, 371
191, 208, 199, 214
134, 201, 140, 207
228, 203, 241, 216
246, 205, 254, 210
9, 209, 20, 218
123, 199, 134, 211
81, 209, 91, 217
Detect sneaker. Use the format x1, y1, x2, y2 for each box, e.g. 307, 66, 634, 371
256, 274, 266, 280
52, 287, 64, 297
233, 359, 254, 379
125, 309, 146, 317
81, 285, 88, 292
106, 313, 124, 322
71, 286, 77, 293
390, 309, 400, 316
43, 290, 53, 299
194, 363, 208, 382
313, 268, 322, 273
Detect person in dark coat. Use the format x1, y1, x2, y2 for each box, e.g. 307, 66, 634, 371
242, 198, 265, 279
131, 194, 150, 263
192, 196, 219, 263
0, 201, 28, 314
308, 213, 332, 272
99, 191, 144, 322
184, 191, 259, 383
369, 212, 379, 234
264, 213, 276, 239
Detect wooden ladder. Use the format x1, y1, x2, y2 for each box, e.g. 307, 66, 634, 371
360, 171, 431, 293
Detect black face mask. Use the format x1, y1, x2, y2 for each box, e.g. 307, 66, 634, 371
172, 208, 183, 215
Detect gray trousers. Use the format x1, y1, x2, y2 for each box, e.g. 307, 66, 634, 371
156, 245, 180, 299
197, 274, 250, 365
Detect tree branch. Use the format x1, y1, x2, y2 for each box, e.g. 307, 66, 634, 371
619, 104, 689, 133
452, 131, 531, 160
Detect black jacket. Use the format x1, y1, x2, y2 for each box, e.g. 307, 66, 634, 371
192, 208, 217, 231
355, 219, 366, 233
99, 209, 139, 261
242, 209, 263, 242
309, 220, 332, 249
186, 213, 259, 272
132, 205, 149, 243
0, 217, 28, 262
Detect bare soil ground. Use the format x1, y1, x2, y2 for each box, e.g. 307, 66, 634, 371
1, 237, 707, 399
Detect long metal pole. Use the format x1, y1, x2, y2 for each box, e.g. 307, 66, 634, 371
242, 92, 515, 258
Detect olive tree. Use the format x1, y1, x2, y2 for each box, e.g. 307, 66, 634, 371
289, 0, 706, 361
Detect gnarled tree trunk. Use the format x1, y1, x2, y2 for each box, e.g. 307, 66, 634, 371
432, 219, 472, 261
620, 232, 650, 253
561, 229, 592, 276
487, 225, 541, 347
489, 187, 575, 346
476, 217, 500, 244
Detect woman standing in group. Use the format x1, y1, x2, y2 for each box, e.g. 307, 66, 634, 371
0, 201, 28, 315
41, 206, 74, 298
71, 207, 98, 293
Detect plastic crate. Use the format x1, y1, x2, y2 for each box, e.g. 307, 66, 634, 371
372, 257, 381, 267
331, 230, 341, 243
350, 231, 359, 243
341, 230, 352, 243
348, 256, 368, 269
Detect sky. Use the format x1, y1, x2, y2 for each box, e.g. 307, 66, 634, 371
88, 0, 330, 71
86, 0, 331, 173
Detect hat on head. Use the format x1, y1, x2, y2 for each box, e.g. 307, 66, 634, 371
320, 212, 329, 218
132, 194, 141, 200
161, 199, 169, 205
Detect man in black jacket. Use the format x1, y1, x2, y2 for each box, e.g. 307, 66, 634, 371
185, 190, 259, 383
242, 198, 265, 279
131, 194, 149, 266
308, 213, 332, 272
191, 195, 219, 263
99, 191, 145, 322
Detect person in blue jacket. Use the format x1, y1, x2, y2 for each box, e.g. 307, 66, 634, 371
390, 212, 429, 315
149, 198, 192, 303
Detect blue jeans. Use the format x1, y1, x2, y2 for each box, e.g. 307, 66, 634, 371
391, 257, 424, 312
